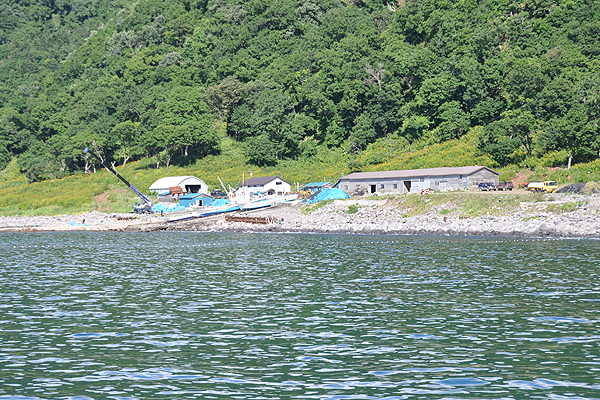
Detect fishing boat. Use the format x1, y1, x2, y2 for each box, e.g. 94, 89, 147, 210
196, 204, 241, 217
236, 191, 298, 211
238, 199, 272, 211
165, 177, 297, 222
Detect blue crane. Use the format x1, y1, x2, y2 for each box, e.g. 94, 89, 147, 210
84, 147, 154, 213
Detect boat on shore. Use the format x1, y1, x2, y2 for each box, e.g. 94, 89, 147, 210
197, 204, 241, 217
238, 193, 298, 211
164, 177, 298, 222
164, 204, 241, 222
239, 200, 272, 211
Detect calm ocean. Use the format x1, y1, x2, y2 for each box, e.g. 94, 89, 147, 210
1, 231, 599, 399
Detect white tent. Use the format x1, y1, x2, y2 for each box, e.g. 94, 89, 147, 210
149, 176, 209, 195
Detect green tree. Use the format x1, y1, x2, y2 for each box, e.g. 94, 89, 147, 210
436, 101, 471, 141
229, 84, 303, 165
540, 106, 596, 169
111, 121, 139, 166
204, 76, 244, 122
502, 110, 539, 157
17, 141, 56, 183
479, 119, 521, 166
348, 114, 376, 153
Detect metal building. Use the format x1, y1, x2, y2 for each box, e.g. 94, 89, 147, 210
149, 176, 209, 195
336, 166, 499, 195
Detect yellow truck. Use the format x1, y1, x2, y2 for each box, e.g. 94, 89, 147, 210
525, 181, 558, 193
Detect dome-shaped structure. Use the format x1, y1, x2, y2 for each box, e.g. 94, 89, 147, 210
149, 176, 209, 195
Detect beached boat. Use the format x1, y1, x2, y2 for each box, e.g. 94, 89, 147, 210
197, 204, 240, 217
238, 193, 298, 211
164, 204, 240, 222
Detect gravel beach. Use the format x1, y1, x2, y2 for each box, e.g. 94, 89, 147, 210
4, 192, 599, 238
167, 193, 600, 238
0, 212, 161, 232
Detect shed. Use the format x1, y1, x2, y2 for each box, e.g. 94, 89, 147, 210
300, 182, 332, 194
157, 191, 173, 203
178, 193, 213, 208
149, 176, 209, 195
239, 176, 291, 196
336, 166, 499, 195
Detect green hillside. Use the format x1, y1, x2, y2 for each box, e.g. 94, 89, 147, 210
1, 0, 599, 214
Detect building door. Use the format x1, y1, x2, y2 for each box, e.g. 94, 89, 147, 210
186, 185, 201, 193
370, 184, 376, 193
403, 181, 412, 193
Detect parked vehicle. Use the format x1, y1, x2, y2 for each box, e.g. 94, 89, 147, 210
211, 189, 228, 199
478, 182, 496, 191
525, 181, 558, 193
298, 186, 312, 199
496, 182, 514, 191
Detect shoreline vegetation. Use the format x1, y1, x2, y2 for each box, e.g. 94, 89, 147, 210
3, 191, 600, 239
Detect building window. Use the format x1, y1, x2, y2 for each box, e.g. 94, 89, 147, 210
419, 178, 424, 182
393, 183, 397, 189
344, 185, 348, 190
380, 184, 385, 189
276, 181, 282, 185
356, 184, 360, 188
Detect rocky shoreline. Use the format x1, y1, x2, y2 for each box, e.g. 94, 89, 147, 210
164, 195, 600, 238
3, 192, 599, 239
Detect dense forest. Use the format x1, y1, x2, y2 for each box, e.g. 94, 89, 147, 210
1, 0, 599, 183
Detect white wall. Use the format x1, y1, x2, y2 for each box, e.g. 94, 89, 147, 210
247, 178, 291, 195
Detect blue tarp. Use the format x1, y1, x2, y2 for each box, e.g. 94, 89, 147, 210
209, 198, 231, 207
152, 203, 186, 213
303, 182, 329, 188
305, 188, 350, 204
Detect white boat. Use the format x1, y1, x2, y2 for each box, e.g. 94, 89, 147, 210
237, 193, 298, 211
164, 204, 241, 222
197, 204, 240, 217
239, 199, 273, 211
213, 177, 298, 213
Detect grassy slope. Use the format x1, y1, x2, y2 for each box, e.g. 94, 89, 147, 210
1, 127, 600, 216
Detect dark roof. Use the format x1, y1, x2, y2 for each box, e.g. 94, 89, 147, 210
340, 166, 498, 181
240, 176, 290, 187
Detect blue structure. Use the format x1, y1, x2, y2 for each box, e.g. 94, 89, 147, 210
300, 182, 331, 193
178, 193, 213, 208
209, 198, 231, 207
153, 203, 186, 213
305, 188, 350, 204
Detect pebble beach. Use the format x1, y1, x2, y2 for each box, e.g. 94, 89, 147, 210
3, 191, 600, 239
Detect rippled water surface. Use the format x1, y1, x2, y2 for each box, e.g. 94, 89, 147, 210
1, 232, 599, 399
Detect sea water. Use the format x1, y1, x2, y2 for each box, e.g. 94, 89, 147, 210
1, 231, 599, 399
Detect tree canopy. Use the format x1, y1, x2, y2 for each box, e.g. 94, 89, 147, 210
1, 0, 599, 181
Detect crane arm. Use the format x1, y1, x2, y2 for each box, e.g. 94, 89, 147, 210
84, 147, 154, 207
